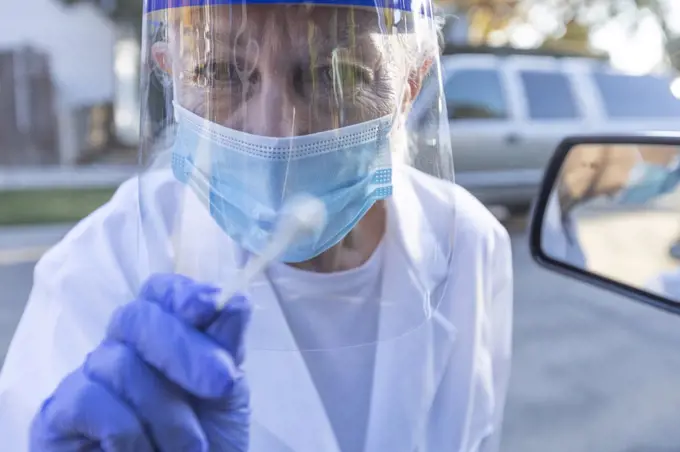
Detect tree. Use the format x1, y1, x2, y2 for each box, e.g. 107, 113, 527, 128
540, 19, 593, 55
437, 0, 521, 44
543, 0, 678, 69
439, 0, 675, 54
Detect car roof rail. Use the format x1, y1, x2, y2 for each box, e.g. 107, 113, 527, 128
441, 44, 610, 62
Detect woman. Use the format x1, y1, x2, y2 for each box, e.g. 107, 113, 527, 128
0, 2, 513, 451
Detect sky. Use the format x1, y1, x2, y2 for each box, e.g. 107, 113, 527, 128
590, 14, 665, 74
499, 1, 680, 75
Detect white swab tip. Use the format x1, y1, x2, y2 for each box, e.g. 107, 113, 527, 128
283, 195, 327, 233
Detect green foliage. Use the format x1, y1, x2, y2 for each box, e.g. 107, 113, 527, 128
0, 188, 116, 226
439, 0, 673, 45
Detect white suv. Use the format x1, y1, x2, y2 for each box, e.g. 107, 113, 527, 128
409, 47, 680, 213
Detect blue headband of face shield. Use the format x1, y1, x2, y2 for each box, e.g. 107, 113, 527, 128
145, 0, 434, 16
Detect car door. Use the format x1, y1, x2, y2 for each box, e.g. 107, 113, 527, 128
409, 55, 523, 186
441, 56, 521, 177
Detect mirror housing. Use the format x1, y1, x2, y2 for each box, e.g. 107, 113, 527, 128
530, 133, 680, 316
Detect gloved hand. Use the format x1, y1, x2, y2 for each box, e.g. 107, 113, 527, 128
29, 273, 252, 452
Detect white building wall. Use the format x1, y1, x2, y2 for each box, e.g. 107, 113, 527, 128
0, 0, 118, 164
0, 0, 116, 108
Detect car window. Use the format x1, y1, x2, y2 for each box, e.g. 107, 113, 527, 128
593, 71, 680, 119
444, 68, 508, 120
520, 70, 581, 120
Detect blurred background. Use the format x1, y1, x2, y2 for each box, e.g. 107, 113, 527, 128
3, 1, 680, 451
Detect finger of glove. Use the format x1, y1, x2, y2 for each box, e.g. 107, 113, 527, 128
193, 376, 250, 450
107, 299, 238, 399
31, 368, 153, 452
85, 341, 208, 452
139, 273, 220, 328
206, 295, 252, 367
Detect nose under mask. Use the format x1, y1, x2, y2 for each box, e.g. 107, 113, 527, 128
171, 103, 394, 263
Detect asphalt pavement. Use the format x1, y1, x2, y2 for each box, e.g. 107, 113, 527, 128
1, 221, 680, 452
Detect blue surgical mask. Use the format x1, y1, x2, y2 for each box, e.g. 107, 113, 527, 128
171, 104, 394, 263
617, 160, 680, 205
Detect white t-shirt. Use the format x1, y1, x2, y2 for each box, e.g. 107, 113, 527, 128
266, 240, 386, 452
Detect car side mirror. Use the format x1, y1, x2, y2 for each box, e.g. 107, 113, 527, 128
530, 134, 680, 315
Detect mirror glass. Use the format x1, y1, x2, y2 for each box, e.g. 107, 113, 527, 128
541, 142, 680, 302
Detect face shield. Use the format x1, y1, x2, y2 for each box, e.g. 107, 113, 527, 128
138, 2, 454, 447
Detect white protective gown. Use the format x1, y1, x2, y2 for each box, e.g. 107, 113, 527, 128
0, 164, 513, 452
541, 190, 587, 269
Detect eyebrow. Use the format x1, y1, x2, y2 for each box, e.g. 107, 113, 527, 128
181, 18, 380, 63
307, 22, 381, 60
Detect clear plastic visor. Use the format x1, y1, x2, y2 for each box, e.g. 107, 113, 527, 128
137, 1, 455, 352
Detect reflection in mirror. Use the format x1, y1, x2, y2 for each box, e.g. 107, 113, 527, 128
541, 142, 680, 302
